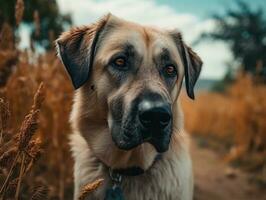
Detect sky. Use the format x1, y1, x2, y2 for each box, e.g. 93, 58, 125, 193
20, 0, 266, 80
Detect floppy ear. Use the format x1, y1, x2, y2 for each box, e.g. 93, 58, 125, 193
56, 14, 111, 89
171, 32, 203, 99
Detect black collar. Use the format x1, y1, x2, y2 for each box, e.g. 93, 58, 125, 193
112, 166, 145, 176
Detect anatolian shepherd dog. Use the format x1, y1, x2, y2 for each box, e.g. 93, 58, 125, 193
56, 13, 202, 200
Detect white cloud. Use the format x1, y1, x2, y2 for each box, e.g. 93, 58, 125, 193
195, 41, 232, 79
56, 0, 231, 79
18, 25, 31, 49
58, 0, 196, 27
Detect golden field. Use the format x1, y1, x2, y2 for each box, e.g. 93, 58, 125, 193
182, 75, 266, 170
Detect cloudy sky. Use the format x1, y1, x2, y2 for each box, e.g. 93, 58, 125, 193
22, 0, 266, 80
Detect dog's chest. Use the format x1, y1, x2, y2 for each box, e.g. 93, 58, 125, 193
119, 172, 182, 200
71, 133, 193, 200
90, 155, 192, 200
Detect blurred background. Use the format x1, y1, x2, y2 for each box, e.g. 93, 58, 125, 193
0, 0, 265, 199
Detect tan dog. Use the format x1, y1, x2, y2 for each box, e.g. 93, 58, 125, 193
56, 14, 202, 200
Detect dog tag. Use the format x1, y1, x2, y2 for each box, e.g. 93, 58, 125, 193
104, 186, 124, 200
105, 169, 124, 200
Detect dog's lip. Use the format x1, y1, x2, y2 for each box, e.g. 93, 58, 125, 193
114, 139, 169, 153
114, 139, 140, 150
113, 133, 141, 150
111, 122, 171, 151
120, 129, 154, 143
149, 135, 171, 153
113, 130, 170, 152
149, 141, 169, 153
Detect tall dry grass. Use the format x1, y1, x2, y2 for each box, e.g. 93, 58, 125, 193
0, 83, 44, 200
0, 46, 73, 200
0, 2, 73, 197
0, 51, 74, 199
182, 74, 266, 173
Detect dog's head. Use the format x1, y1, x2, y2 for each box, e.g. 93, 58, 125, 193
56, 14, 202, 168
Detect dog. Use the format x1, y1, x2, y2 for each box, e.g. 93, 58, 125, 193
56, 13, 202, 200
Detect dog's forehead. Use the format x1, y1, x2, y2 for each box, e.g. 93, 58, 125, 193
96, 19, 180, 63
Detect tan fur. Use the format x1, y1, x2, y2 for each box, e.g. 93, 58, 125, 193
57, 14, 202, 200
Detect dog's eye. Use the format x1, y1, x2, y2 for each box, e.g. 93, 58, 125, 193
164, 65, 177, 77
113, 57, 126, 69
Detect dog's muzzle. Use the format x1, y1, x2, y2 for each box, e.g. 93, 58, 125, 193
137, 93, 172, 152
111, 92, 173, 153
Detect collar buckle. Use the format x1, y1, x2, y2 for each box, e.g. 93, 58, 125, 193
109, 168, 122, 188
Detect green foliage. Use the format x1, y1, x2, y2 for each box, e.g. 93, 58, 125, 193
0, 0, 72, 49
197, 0, 266, 78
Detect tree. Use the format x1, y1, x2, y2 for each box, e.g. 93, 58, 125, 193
197, 0, 266, 79
0, 0, 72, 50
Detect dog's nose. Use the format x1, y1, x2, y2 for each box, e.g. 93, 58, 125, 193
138, 100, 171, 129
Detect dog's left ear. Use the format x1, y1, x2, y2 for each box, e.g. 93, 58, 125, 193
170, 32, 203, 99
56, 14, 111, 89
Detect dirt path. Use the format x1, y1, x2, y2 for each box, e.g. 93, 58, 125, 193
191, 138, 266, 200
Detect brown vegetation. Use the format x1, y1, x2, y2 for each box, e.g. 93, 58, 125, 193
0, 7, 73, 197
182, 74, 266, 174
78, 179, 104, 200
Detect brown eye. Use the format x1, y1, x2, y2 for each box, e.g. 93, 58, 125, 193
114, 57, 126, 67
164, 65, 177, 76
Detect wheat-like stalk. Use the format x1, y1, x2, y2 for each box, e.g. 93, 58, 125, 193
30, 185, 48, 200
0, 83, 45, 199
0, 98, 10, 144
0, 147, 17, 169
24, 138, 42, 173
17, 83, 44, 151
17, 110, 39, 152
15, 152, 26, 199
78, 179, 104, 200
15, 0, 24, 26
0, 152, 19, 195
34, 10, 40, 38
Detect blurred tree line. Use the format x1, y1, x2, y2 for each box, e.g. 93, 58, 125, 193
197, 0, 266, 90
0, 0, 72, 49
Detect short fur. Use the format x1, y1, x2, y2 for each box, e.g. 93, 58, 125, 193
56, 14, 202, 200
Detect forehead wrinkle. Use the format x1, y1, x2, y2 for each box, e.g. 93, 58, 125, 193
97, 29, 145, 60
153, 36, 183, 65
160, 48, 171, 60
142, 27, 151, 48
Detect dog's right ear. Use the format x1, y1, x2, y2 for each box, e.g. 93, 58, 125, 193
170, 31, 203, 99
56, 14, 111, 89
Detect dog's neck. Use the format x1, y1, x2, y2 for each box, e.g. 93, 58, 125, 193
107, 153, 162, 177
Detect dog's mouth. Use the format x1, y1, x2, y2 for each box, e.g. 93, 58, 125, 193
110, 119, 172, 153
109, 92, 173, 153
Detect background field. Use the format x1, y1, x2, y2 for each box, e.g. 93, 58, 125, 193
0, 0, 265, 199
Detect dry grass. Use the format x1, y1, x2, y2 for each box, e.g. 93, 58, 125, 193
0, 83, 45, 199
15, 0, 25, 26
0, 6, 73, 197
78, 179, 104, 200
0, 1, 265, 199
182, 74, 266, 172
